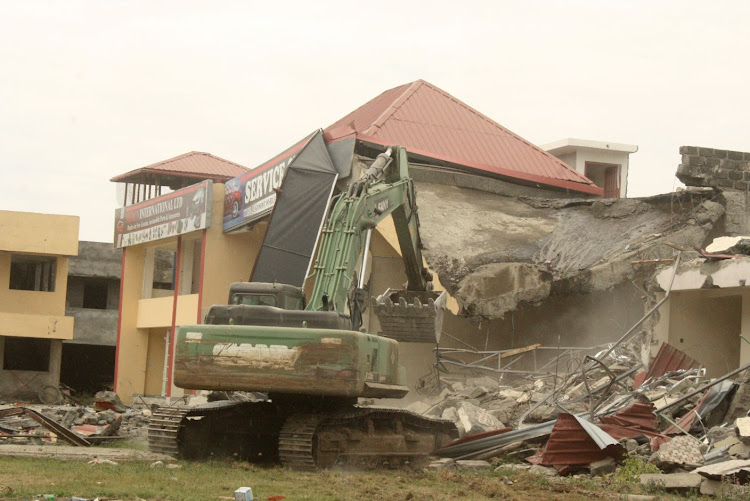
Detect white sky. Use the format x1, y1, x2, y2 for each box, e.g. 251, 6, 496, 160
2, 1, 749, 242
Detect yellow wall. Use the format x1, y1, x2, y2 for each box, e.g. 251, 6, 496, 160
0, 211, 79, 256
0, 211, 77, 340
115, 182, 266, 402
0, 253, 70, 317
201, 183, 266, 315
0, 311, 74, 340
136, 294, 200, 329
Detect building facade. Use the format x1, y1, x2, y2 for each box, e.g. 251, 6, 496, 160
0, 210, 78, 401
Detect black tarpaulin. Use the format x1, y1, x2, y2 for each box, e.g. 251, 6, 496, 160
250, 130, 338, 287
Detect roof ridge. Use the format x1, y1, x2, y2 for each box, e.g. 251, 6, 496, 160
364, 80, 425, 135
406, 81, 589, 181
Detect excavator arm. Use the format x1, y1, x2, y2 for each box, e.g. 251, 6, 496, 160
305, 146, 445, 341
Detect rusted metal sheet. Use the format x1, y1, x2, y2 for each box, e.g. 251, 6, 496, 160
663, 380, 735, 436
598, 402, 663, 440
539, 413, 624, 467
635, 342, 698, 389
324, 80, 602, 195
0, 407, 91, 447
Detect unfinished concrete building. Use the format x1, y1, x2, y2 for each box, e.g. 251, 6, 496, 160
62, 241, 122, 391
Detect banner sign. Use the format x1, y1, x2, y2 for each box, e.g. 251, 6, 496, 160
114, 180, 212, 248
250, 130, 339, 286
222, 132, 316, 233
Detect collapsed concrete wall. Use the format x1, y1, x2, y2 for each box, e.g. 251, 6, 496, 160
677, 146, 750, 236
416, 182, 723, 321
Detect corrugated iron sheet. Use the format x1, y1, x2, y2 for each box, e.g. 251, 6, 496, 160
642, 342, 698, 385
663, 380, 735, 435
598, 402, 664, 440
539, 413, 624, 467
111, 151, 249, 183
325, 80, 602, 195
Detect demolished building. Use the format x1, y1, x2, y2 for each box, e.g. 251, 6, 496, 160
109, 79, 609, 403
0, 210, 79, 402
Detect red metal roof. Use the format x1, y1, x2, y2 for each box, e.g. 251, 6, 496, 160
110, 151, 249, 183
325, 80, 601, 195
635, 342, 698, 389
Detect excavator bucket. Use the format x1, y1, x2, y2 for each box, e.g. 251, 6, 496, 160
372, 289, 447, 343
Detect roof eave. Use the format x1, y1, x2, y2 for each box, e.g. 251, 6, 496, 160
332, 134, 604, 196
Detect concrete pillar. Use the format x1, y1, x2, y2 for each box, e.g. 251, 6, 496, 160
741, 292, 750, 368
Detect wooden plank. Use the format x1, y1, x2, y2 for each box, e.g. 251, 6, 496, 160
499, 343, 542, 359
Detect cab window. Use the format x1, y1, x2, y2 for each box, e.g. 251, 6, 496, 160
232, 294, 277, 307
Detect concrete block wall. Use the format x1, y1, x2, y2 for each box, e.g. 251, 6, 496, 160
677, 146, 750, 190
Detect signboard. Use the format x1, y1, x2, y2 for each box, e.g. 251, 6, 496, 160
114, 180, 212, 248
222, 132, 316, 233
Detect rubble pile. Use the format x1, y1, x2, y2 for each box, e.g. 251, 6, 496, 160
0, 394, 151, 446
416, 341, 750, 496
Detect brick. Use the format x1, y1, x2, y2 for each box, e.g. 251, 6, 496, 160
706, 157, 721, 167
744, 151, 750, 161
680, 146, 699, 155
720, 158, 737, 169
744, 170, 750, 180
729, 150, 745, 161
699, 147, 715, 157
715, 170, 729, 179
735, 181, 749, 191
719, 179, 734, 188
688, 155, 705, 167
713, 149, 728, 159
739, 161, 750, 171
729, 170, 744, 181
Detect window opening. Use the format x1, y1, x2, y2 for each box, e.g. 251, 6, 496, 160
82, 280, 108, 309
2, 337, 51, 372
9, 255, 56, 291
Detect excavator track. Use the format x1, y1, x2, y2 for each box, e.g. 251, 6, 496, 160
278, 414, 320, 471
147, 406, 189, 456
148, 400, 272, 459
279, 408, 457, 470
149, 401, 457, 469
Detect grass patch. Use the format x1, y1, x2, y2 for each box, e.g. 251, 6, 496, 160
0, 456, 654, 501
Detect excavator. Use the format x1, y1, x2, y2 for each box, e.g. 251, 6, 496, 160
147, 146, 456, 469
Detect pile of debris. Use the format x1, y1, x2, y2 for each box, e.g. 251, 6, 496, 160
412, 340, 750, 497
0, 391, 151, 447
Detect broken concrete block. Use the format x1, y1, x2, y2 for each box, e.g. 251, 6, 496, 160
406, 401, 431, 415
528, 465, 559, 477
441, 407, 457, 422
424, 458, 455, 471
736, 417, 750, 444
457, 386, 487, 400
149, 461, 164, 468
649, 435, 703, 470
494, 463, 530, 473
456, 401, 503, 437
455, 460, 492, 471
94, 391, 126, 412
707, 425, 736, 443
589, 457, 617, 476
700, 478, 746, 497
728, 441, 750, 459
498, 389, 523, 400
639, 473, 702, 491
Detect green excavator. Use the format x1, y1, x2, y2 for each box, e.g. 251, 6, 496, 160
147, 146, 456, 469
